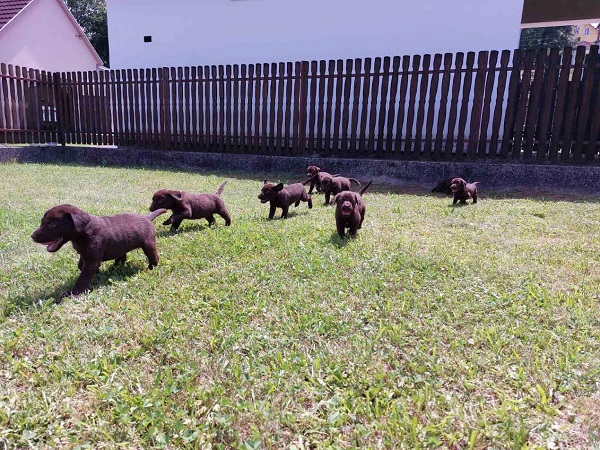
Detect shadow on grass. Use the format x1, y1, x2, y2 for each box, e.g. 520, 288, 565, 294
329, 232, 352, 248
4, 263, 142, 313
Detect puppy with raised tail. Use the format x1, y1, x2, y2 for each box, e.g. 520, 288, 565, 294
320, 175, 361, 206
31, 204, 167, 298
258, 177, 313, 219
332, 180, 373, 238
150, 181, 231, 231
450, 177, 480, 204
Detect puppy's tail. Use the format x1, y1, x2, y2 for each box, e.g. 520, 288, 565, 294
472, 181, 481, 185
215, 181, 227, 196
301, 173, 318, 186
358, 180, 373, 196
349, 178, 361, 186
146, 208, 168, 221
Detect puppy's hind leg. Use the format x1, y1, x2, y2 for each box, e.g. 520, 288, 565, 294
218, 209, 232, 226
206, 215, 216, 227
142, 243, 160, 269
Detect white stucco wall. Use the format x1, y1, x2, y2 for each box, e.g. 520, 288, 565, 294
0, 0, 100, 71
108, 0, 524, 69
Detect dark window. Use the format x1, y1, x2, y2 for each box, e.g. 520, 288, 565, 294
144, 36, 152, 43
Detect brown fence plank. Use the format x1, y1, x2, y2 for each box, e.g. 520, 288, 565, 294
253, 63, 262, 152
404, 55, 421, 156
394, 56, 411, 155
113, 70, 123, 146
560, 46, 587, 162
511, 49, 536, 160
414, 53, 431, 155
177, 67, 185, 149
92, 70, 102, 145
203, 66, 213, 150
239, 64, 247, 152
384, 57, 401, 156
0, 64, 7, 143
456, 52, 476, 158
489, 50, 511, 157
183, 66, 191, 149
231, 64, 239, 151
245, 64, 254, 153
19, 66, 33, 143
536, 48, 560, 163
424, 54, 442, 156
358, 58, 373, 154
467, 51, 489, 159
107, 71, 117, 146
268, 62, 277, 153
25, 69, 38, 144
332, 59, 344, 153
349, 58, 362, 155
341, 58, 354, 155
375, 57, 391, 155
523, 49, 547, 160
434, 53, 453, 159
367, 57, 382, 154
261, 63, 269, 153
307, 60, 318, 154
315, 60, 327, 152
217, 65, 225, 152
197, 66, 206, 149
139, 69, 148, 147
444, 52, 464, 156
323, 59, 336, 153
500, 50, 523, 158
101, 70, 111, 145
15, 66, 28, 143
573, 46, 598, 162
284, 62, 293, 152
585, 69, 600, 162
7, 65, 19, 143
477, 50, 499, 157
128, 68, 137, 146
291, 61, 302, 154
298, 61, 309, 154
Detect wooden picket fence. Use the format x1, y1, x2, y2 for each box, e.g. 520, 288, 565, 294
1, 46, 599, 163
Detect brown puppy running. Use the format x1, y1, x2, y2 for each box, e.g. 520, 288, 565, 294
431, 177, 456, 195
320, 175, 361, 206
450, 177, 480, 204
306, 166, 338, 194
258, 178, 313, 219
332, 181, 373, 238
31, 204, 167, 298
149, 181, 231, 231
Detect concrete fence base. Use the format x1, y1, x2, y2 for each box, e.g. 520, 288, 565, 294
1, 145, 599, 193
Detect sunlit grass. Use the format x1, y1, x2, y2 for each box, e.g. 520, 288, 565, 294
1, 162, 599, 449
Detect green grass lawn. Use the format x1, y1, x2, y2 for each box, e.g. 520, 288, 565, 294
1, 162, 599, 449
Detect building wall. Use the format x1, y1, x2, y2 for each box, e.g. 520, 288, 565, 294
574, 23, 599, 43
0, 0, 100, 71
108, 0, 524, 69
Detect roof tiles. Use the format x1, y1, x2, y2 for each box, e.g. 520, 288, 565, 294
0, 0, 32, 30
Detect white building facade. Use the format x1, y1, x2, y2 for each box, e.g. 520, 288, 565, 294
107, 0, 524, 69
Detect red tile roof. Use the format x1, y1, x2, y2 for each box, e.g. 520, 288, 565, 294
0, 0, 32, 30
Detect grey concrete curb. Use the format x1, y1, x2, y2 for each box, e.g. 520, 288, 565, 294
1, 145, 599, 193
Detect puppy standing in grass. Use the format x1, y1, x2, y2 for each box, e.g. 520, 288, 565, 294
450, 177, 480, 204
258, 178, 313, 219
31, 204, 167, 298
149, 181, 231, 231
320, 175, 361, 206
306, 165, 338, 194
332, 180, 373, 238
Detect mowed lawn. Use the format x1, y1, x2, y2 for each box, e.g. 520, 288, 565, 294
1, 162, 599, 449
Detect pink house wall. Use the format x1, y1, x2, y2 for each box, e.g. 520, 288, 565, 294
0, 0, 101, 71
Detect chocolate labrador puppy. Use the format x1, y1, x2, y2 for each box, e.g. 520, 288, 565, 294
431, 177, 456, 195
31, 204, 167, 298
332, 181, 373, 238
149, 181, 231, 231
306, 166, 338, 194
258, 177, 313, 219
450, 177, 480, 204
320, 175, 361, 206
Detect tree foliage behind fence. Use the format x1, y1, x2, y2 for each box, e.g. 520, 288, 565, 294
1, 46, 599, 164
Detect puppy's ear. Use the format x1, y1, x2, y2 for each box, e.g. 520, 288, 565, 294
169, 192, 183, 201
273, 183, 284, 192
263, 180, 269, 185
332, 194, 340, 205
69, 211, 91, 232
